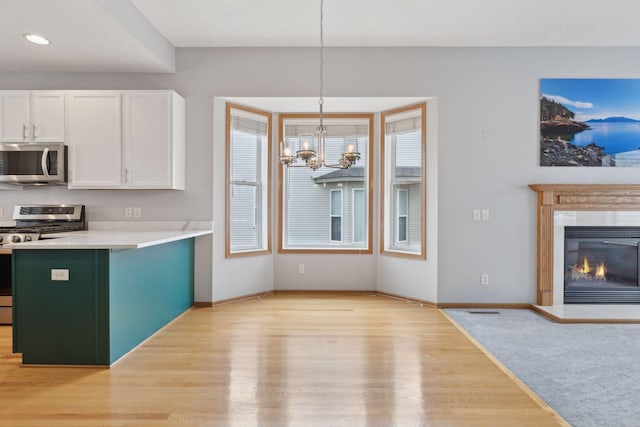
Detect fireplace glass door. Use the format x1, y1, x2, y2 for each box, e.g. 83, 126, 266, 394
564, 226, 640, 303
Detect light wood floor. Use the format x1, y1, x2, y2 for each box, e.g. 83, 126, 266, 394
0, 293, 565, 426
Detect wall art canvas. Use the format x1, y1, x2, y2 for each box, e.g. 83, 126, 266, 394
540, 78, 640, 167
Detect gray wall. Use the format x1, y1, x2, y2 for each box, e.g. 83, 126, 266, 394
2, 47, 640, 303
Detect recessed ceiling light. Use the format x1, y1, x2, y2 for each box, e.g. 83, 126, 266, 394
24, 34, 50, 45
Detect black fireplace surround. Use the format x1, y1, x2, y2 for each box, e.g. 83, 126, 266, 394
565, 226, 640, 304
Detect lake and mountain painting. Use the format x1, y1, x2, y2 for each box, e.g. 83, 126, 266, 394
540, 78, 640, 167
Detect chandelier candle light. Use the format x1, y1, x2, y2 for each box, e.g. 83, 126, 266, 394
279, 0, 361, 171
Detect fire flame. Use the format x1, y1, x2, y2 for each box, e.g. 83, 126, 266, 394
582, 256, 590, 274
571, 257, 608, 282
595, 262, 607, 279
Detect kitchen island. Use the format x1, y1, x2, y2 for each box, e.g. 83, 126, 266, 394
8, 229, 211, 366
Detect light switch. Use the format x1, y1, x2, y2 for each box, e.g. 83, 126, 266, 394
51, 269, 69, 281
481, 209, 490, 221
472, 209, 481, 221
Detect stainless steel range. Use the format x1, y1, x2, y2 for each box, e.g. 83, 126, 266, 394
0, 204, 86, 324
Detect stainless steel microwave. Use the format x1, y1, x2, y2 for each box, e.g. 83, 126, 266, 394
0, 143, 67, 184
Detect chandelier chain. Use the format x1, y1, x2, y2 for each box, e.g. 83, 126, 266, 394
279, 0, 360, 170
319, 0, 324, 125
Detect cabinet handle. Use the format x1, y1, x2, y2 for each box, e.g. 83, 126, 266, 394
125, 168, 129, 183
22, 124, 27, 140
32, 124, 38, 139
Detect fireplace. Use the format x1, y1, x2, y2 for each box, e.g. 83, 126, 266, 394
529, 184, 640, 305
564, 226, 640, 303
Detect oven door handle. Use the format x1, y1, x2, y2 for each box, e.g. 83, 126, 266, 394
601, 241, 639, 246
41, 148, 50, 177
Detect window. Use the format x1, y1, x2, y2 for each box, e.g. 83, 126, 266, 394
396, 188, 408, 243
330, 189, 343, 242
352, 188, 365, 243
226, 103, 271, 257
381, 103, 426, 259
279, 114, 373, 253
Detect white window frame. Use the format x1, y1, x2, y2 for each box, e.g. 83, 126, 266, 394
229, 131, 261, 251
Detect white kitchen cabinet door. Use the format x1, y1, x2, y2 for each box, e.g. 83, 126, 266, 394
0, 92, 29, 142
66, 91, 123, 188
123, 91, 185, 189
30, 91, 65, 142
0, 91, 64, 143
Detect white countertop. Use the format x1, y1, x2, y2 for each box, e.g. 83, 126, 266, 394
4, 229, 212, 250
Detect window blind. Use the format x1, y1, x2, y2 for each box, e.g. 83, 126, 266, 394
231, 116, 268, 137
385, 116, 421, 135
285, 123, 369, 138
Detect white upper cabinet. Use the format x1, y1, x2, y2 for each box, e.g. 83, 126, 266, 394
66, 90, 185, 190
0, 91, 65, 143
66, 91, 123, 188
0, 92, 28, 141
30, 92, 66, 142
123, 91, 185, 189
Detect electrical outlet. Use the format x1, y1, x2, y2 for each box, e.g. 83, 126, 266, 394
481, 273, 489, 285
51, 269, 69, 281
298, 264, 305, 274
125, 207, 133, 218
133, 207, 142, 218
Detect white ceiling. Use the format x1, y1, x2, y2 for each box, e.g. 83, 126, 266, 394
1, 0, 639, 73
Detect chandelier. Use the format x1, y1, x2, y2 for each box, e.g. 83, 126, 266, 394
279, 0, 360, 171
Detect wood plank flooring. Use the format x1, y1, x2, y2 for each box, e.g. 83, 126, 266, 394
0, 293, 565, 426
